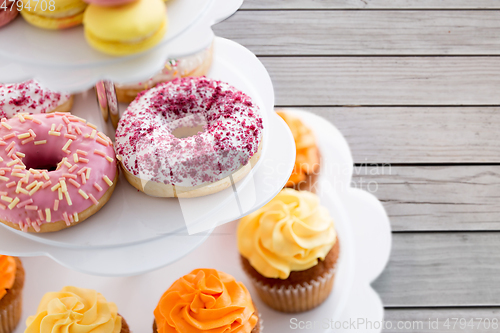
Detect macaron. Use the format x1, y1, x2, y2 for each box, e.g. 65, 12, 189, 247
20, 0, 87, 30
83, 0, 168, 56
83, 0, 135, 6
0, 8, 19, 28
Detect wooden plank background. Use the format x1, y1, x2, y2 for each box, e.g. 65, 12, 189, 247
262, 57, 500, 106
279, 107, 500, 163
220, 11, 500, 55
240, 0, 500, 9
214, 0, 500, 330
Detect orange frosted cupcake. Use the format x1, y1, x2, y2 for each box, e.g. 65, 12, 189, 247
0, 255, 24, 333
238, 189, 339, 313
25, 286, 128, 333
153, 268, 260, 333
277, 110, 320, 192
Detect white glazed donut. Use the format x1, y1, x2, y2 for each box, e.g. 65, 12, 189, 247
0, 80, 73, 119
115, 77, 263, 198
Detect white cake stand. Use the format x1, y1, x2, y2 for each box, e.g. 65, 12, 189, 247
0, 38, 296, 276
0, 0, 242, 92
12, 110, 391, 333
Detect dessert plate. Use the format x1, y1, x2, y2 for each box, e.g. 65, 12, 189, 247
0, 0, 242, 92
12, 110, 391, 333
0, 38, 296, 276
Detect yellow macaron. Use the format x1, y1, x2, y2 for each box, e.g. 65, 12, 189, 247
83, 0, 168, 56
20, 0, 87, 29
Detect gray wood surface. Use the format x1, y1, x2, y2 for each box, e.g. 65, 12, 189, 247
241, 0, 500, 9
373, 232, 500, 307
353, 166, 500, 231
215, 11, 500, 55
292, 107, 500, 163
260, 57, 500, 106
384, 309, 500, 333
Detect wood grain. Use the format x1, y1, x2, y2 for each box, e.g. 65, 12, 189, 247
384, 308, 500, 332
215, 11, 500, 55
373, 233, 500, 307
260, 57, 500, 105
241, 0, 500, 9
352, 166, 500, 231
290, 107, 500, 163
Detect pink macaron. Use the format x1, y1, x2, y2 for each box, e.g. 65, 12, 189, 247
83, 0, 136, 6
0, 8, 18, 28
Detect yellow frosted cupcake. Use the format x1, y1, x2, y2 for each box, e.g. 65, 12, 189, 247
20, 0, 87, 29
25, 286, 129, 333
153, 268, 260, 333
83, 0, 168, 56
238, 189, 339, 313
0, 255, 24, 333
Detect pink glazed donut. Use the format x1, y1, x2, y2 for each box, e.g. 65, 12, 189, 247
115, 77, 263, 198
0, 113, 117, 233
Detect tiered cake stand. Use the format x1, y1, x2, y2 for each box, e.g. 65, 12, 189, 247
9, 109, 392, 333
0, 1, 392, 331
0, 37, 296, 276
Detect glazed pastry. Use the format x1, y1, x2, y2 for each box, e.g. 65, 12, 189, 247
0, 7, 19, 28
277, 110, 320, 192
153, 268, 260, 333
115, 77, 263, 198
0, 255, 24, 333
20, 0, 87, 29
83, 0, 167, 56
0, 80, 73, 119
0, 113, 117, 233
25, 286, 128, 333
238, 189, 339, 313
115, 43, 214, 103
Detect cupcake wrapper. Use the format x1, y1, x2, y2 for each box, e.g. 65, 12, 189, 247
0, 290, 23, 333
249, 268, 336, 313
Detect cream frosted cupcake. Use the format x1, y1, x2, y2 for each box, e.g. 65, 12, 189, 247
238, 188, 339, 313
153, 268, 260, 333
0, 255, 24, 333
25, 286, 128, 333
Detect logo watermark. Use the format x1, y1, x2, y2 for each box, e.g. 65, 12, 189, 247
290, 317, 499, 331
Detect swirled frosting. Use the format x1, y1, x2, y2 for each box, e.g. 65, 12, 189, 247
25, 286, 122, 333
154, 268, 258, 333
238, 189, 337, 279
0, 255, 16, 300
277, 111, 319, 186
0, 80, 71, 119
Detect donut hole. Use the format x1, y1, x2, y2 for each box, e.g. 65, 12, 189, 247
23, 152, 64, 172
169, 114, 208, 139
172, 124, 205, 139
